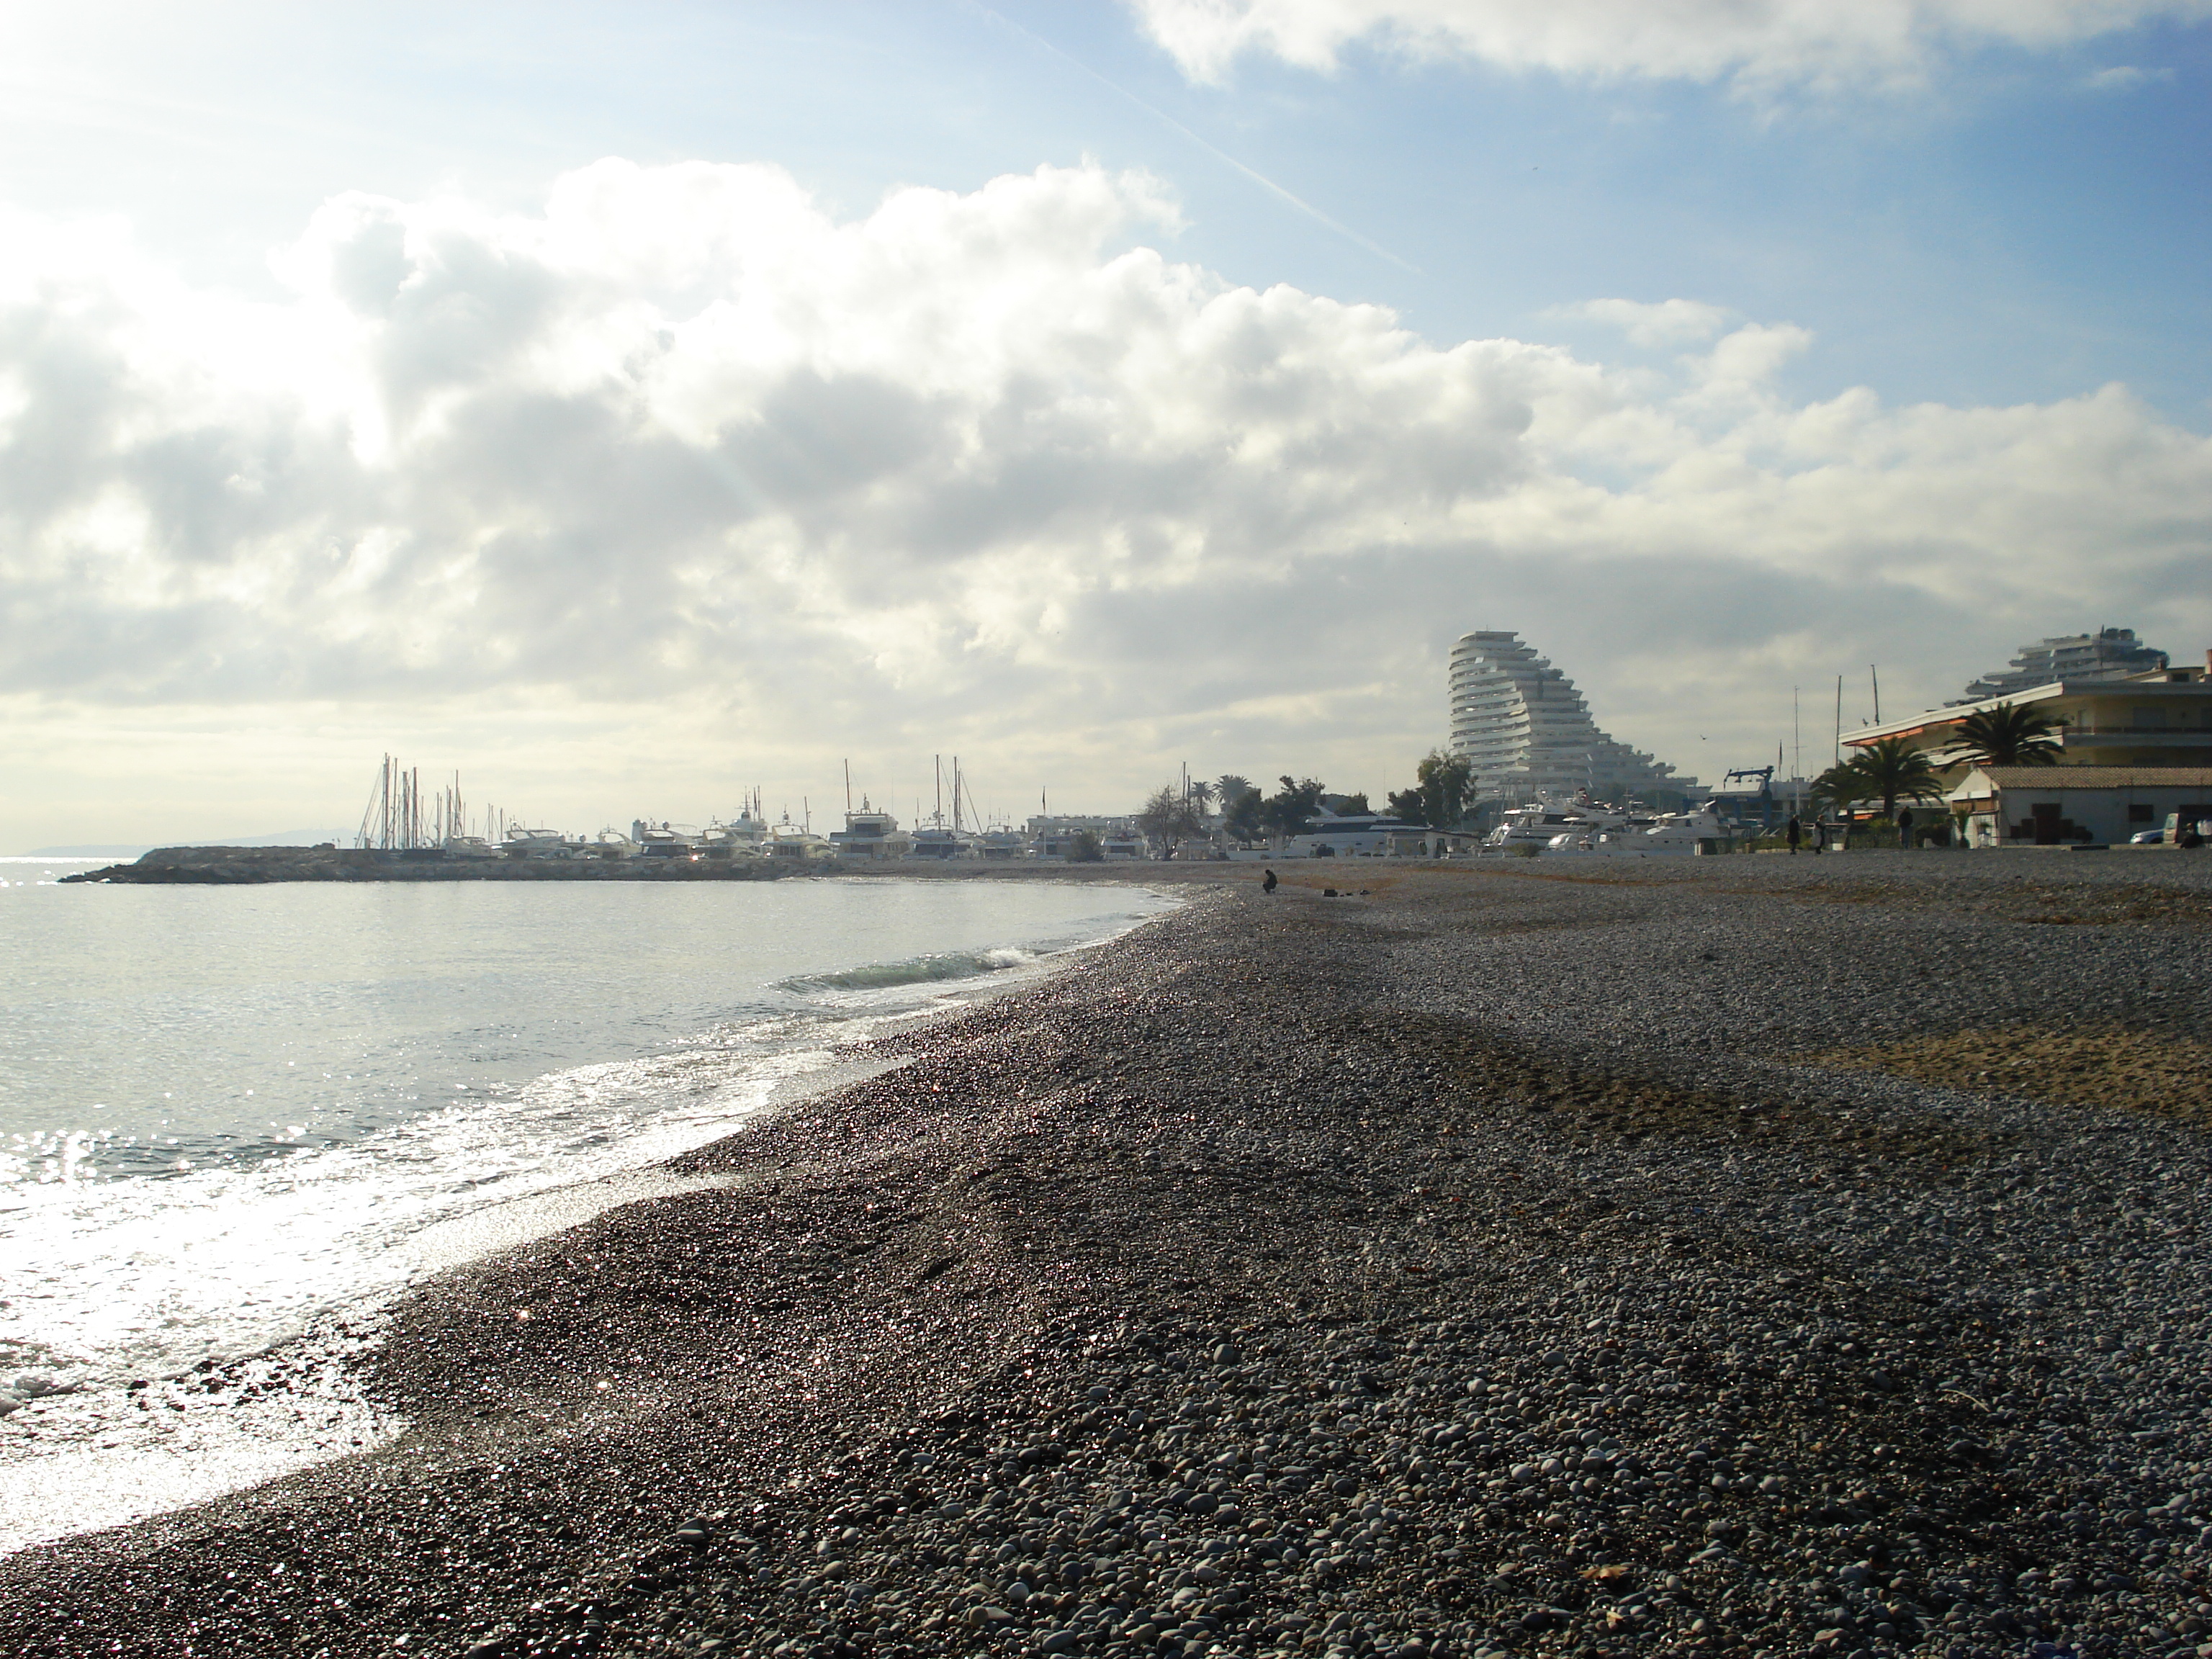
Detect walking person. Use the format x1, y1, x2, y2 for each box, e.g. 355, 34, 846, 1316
1785, 814, 1802, 855
1812, 817, 1828, 854
1897, 806, 1915, 850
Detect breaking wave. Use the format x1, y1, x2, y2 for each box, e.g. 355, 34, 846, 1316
781, 943, 1047, 994
0, 879, 1177, 1552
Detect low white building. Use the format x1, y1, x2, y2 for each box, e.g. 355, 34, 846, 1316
1948, 766, 2212, 847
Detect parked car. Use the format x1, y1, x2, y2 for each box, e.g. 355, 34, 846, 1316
2130, 829, 2164, 845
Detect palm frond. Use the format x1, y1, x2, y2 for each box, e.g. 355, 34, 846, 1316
1948, 703, 2066, 768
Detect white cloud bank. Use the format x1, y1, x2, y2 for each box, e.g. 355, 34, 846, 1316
1550, 298, 1735, 348
3, 159, 2209, 837
1129, 0, 2212, 94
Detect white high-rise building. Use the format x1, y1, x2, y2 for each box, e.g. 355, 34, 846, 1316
1447, 630, 1694, 806
1952, 626, 2167, 705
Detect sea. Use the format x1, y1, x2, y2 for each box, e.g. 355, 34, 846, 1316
0, 862, 1175, 1552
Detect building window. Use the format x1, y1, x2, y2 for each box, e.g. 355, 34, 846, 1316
2127, 804, 2155, 823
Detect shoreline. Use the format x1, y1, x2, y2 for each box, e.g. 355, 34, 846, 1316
3, 860, 2211, 1658
57, 848, 1251, 886
0, 884, 1184, 1556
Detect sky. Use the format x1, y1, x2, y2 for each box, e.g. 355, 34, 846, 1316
3, 0, 2209, 848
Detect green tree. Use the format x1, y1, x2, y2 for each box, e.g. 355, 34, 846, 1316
1848, 737, 1946, 821
1389, 750, 1473, 830
1262, 775, 1325, 839
1223, 785, 1264, 845
1066, 829, 1104, 863
1214, 775, 1253, 814
1414, 750, 1473, 830
1136, 784, 1205, 855
1947, 703, 2065, 768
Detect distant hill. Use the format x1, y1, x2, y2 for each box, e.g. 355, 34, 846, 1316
19, 830, 350, 858
18, 845, 156, 859
197, 829, 352, 850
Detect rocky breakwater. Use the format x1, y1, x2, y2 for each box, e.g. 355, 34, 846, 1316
60, 842, 362, 882
61, 846, 815, 882
2, 858, 2211, 1659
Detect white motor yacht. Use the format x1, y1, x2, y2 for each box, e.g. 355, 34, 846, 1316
1485, 796, 1632, 850
969, 826, 1027, 860
767, 814, 830, 862
906, 824, 967, 860
1546, 804, 1732, 856
498, 827, 580, 859
711, 791, 773, 857
631, 821, 699, 859
827, 799, 910, 860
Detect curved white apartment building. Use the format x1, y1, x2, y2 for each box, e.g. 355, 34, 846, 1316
1448, 631, 1694, 806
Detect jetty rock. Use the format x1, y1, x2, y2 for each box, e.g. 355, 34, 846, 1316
63, 845, 354, 883
60, 845, 829, 882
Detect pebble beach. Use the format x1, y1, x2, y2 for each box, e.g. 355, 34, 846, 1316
4, 855, 2211, 1659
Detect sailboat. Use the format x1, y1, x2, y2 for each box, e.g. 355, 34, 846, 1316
958, 768, 1024, 858
907, 755, 971, 860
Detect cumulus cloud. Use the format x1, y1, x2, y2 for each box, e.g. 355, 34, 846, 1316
1551, 297, 1735, 348
1128, 0, 2212, 94
2, 158, 2209, 825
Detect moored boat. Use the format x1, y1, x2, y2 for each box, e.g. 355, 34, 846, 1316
827, 799, 910, 860
1545, 804, 1732, 856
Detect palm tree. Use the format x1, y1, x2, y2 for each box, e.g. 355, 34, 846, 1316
1810, 757, 1869, 813
1849, 737, 1946, 821
1947, 703, 2064, 768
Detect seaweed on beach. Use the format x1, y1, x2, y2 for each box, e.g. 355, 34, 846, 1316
1801, 1023, 2212, 1129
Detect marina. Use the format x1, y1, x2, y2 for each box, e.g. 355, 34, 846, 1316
58, 623, 2212, 889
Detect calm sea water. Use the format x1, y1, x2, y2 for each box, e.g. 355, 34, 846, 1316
0, 865, 1172, 1550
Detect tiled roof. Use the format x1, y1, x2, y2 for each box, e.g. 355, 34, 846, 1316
1965, 766, 2212, 788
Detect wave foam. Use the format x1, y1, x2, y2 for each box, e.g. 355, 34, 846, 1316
781, 943, 1046, 993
